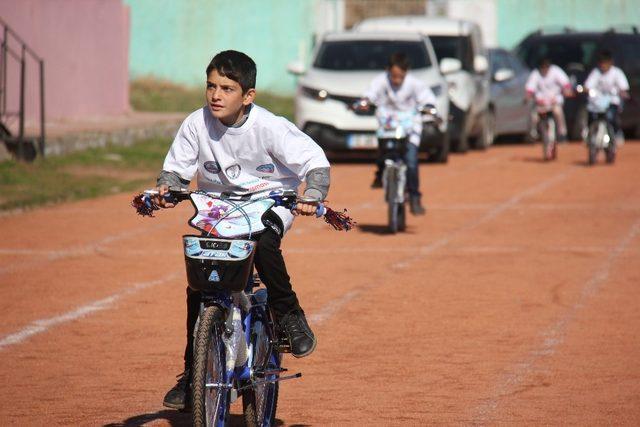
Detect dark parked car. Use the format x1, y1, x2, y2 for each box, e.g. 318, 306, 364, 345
488, 48, 530, 139
515, 27, 640, 139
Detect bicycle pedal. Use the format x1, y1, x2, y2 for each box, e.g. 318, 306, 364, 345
254, 367, 288, 378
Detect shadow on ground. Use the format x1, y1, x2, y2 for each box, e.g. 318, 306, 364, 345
104, 410, 287, 427
356, 223, 416, 235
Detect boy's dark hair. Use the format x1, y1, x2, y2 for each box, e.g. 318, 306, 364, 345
597, 49, 613, 62
388, 52, 411, 71
538, 57, 551, 69
206, 50, 256, 93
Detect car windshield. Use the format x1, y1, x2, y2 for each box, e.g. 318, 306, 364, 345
429, 35, 474, 71
314, 40, 430, 70
517, 37, 600, 73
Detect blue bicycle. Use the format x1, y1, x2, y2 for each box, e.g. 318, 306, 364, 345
133, 188, 353, 426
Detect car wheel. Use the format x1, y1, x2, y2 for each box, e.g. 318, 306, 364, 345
571, 105, 588, 141
452, 112, 469, 153
474, 109, 495, 150
431, 130, 450, 163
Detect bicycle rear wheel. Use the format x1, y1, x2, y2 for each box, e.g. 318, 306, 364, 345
386, 167, 399, 233
243, 315, 280, 427
397, 201, 406, 232
192, 306, 228, 427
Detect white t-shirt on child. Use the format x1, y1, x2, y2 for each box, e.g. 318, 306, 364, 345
584, 66, 630, 105
364, 72, 436, 145
525, 65, 571, 105
162, 104, 330, 233
365, 72, 436, 113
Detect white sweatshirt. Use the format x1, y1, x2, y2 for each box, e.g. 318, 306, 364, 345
584, 66, 630, 105
525, 65, 571, 105
365, 72, 436, 112
162, 104, 330, 232
364, 72, 436, 145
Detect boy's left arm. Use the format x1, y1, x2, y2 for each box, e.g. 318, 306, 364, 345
617, 69, 630, 98
415, 78, 437, 107
271, 125, 331, 215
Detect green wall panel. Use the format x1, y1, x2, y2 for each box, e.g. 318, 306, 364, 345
125, 0, 314, 93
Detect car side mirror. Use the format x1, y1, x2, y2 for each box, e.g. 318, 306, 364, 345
493, 68, 515, 82
287, 60, 306, 76
474, 55, 489, 73
440, 58, 462, 75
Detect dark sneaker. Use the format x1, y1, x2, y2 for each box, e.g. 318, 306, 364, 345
163, 370, 190, 410
558, 134, 568, 143
279, 310, 317, 358
410, 196, 426, 215
371, 175, 383, 188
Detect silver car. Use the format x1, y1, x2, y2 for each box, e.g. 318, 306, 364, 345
287, 31, 450, 162
488, 48, 530, 139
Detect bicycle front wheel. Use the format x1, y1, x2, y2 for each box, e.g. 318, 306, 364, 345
192, 306, 228, 427
399, 202, 407, 231
243, 316, 280, 427
386, 167, 399, 233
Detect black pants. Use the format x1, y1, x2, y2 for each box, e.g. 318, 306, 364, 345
589, 104, 621, 134
375, 141, 421, 197
183, 212, 300, 370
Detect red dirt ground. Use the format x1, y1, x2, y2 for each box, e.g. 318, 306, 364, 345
1, 141, 639, 426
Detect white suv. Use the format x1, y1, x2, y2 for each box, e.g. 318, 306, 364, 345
287, 31, 450, 162
356, 16, 493, 152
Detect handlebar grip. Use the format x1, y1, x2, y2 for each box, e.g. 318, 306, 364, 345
291, 202, 326, 217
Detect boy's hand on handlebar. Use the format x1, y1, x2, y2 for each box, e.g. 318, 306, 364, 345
152, 184, 175, 208
293, 201, 318, 216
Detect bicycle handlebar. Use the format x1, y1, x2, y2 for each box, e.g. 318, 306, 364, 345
143, 188, 325, 217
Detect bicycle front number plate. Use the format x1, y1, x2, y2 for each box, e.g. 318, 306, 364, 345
347, 133, 377, 149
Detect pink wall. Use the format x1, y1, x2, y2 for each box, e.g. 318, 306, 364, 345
0, 0, 129, 123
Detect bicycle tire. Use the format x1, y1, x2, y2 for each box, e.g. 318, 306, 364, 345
398, 201, 406, 232
386, 167, 399, 233
587, 122, 600, 165
192, 306, 227, 427
243, 315, 280, 427
605, 124, 616, 164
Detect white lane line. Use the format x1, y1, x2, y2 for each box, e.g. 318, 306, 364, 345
469, 217, 640, 424
0, 272, 181, 351
308, 290, 361, 325
0, 244, 619, 258
0, 222, 167, 276
309, 170, 571, 324
411, 171, 570, 259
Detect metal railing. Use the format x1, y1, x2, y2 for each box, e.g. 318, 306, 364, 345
0, 16, 45, 160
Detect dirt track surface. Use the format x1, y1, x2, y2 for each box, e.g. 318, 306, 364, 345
1, 141, 640, 426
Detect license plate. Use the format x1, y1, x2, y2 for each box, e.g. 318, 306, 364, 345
347, 133, 378, 149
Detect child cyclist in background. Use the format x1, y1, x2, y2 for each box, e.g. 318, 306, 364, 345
151, 50, 331, 410
525, 57, 573, 142
363, 52, 436, 215
584, 50, 630, 144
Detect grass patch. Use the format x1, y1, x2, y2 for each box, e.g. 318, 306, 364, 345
1, 80, 295, 212
0, 138, 171, 211
130, 77, 294, 120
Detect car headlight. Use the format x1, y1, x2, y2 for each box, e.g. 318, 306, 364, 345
430, 84, 443, 97
301, 86, 329, 101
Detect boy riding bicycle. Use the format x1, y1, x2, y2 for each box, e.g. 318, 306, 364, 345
524, 57, 573, 142
584, 50, 630, 144
361, 52, 436, 216
151, 50, 330, 410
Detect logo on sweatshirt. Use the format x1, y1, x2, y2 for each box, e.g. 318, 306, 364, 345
256, 163, 275, 174
203, 161, 221, 174
208, 269, 220, 282
225, 164, 242, 179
